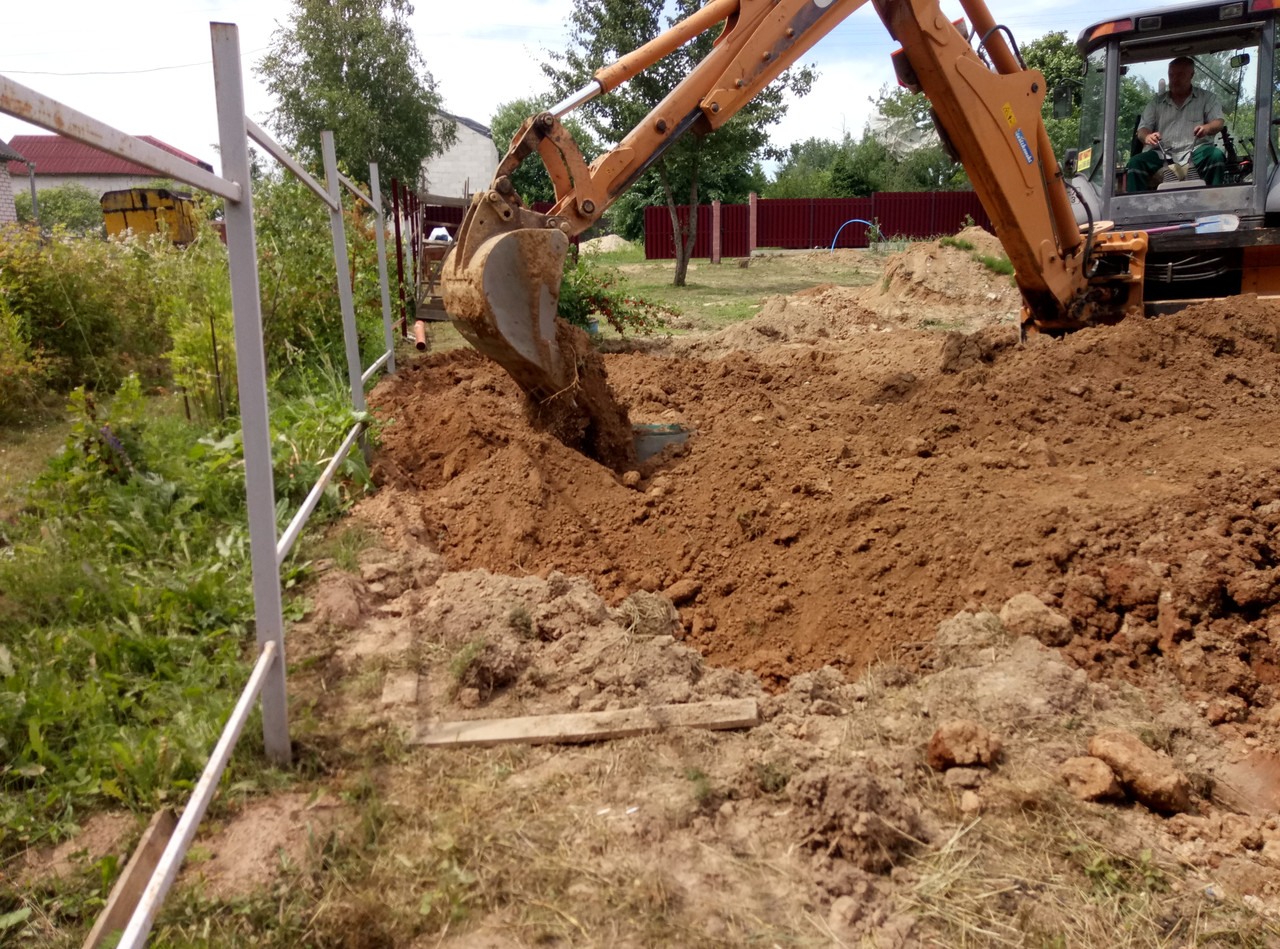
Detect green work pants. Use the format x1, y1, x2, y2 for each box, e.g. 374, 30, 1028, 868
1125, 144, 1225, 192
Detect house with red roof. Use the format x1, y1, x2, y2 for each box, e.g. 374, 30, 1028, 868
4, 134, 213, 199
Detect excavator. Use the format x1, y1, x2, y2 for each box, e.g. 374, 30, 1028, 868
440, 0, 1280, 465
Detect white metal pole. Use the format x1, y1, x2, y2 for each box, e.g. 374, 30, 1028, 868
370, 163, 396, 374
211, 21, 291, 766
115, 642, 278, 949
321, 130, 366, 414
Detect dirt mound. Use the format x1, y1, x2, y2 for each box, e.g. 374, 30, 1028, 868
861, 225, 1020, 325
370, 297, 1280, 692
670, 228, 1018, 358
678, 283, 897, 355
580, 234, 633, 254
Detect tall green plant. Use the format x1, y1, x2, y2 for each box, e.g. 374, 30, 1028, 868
0, 227, 169, 393
254, 171, 389, 390
0, 375, 372, 858
0, 293, 50, 424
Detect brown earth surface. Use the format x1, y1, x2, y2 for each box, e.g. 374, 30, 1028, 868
368, 263, 1280, 705
25, 242, 1280, 947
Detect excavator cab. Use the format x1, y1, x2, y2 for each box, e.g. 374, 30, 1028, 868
1068, 1, 1280, 299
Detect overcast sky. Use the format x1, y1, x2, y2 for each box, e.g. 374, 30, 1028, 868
2, 0, 1127, 180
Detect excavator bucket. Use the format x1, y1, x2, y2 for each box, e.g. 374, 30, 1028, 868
440, 191, 637, 471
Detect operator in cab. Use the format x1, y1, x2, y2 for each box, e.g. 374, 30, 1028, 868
1125, 56, 1225, 191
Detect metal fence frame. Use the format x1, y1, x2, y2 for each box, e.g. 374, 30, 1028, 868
2, 21, 397, 948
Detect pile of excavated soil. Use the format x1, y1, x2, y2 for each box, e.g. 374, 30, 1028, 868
860, 225, 1019, 325
580, 234, 633, 254
672, 230, 1018, 358
368, 295, 1280, 703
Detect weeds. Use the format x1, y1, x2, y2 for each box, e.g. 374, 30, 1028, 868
508, 604, 533, 639
449, 640, 487, 688
325, 524, 378, 573
938, 236, 975, 251
754, 761, 791, 794
0, 374, 373, 862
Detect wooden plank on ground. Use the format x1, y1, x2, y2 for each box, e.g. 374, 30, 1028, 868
413, 698, 759, 748
82, 808, 176, 949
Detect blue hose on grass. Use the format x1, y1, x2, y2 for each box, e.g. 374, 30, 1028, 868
830, 219, 876, 253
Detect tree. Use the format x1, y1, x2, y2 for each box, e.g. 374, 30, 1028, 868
257, 0, 454, 187
765, 136, 844, 198
544, 0, 813, 284
15, 182, 103, 235
1022, 31, 1085, 160
490, 97, 601, 206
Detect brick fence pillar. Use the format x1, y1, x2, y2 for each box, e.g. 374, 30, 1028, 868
710, 199, 722, 264
748, 191, 758, 256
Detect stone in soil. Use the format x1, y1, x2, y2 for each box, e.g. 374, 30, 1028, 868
1087, 729, 1192, 814
926, 719, 1003, 771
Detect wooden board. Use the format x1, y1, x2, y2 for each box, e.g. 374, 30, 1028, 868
83, 808, 176, 949
413, 698, 759, 748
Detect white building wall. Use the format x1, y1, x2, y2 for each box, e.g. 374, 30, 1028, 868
421, 123, 498, 197
17, 173, 161, 197
0, 168, 16, 225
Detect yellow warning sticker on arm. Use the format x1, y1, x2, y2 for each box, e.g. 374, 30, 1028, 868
1078, 147, 1092, 171
1002, 103, 1017, 128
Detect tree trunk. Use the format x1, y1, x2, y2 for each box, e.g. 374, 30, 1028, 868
660, 153, 700, 288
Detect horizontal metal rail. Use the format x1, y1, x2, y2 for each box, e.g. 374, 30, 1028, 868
0, 75, 241, 202
116, 641, 279, 949
275, 422, 364, 567
361, 350, 391, 384
339, 172, 375, 209
246, 117, 337, 211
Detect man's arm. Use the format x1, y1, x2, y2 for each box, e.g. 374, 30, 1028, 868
1196, 92, 1225, 139
1138, 98, 1160, 147
1194, 117, 1225, 138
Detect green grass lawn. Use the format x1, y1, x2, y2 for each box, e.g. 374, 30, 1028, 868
587, 247, 880, 332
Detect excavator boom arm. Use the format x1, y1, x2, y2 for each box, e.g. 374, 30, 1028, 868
442, 0, 1149, 467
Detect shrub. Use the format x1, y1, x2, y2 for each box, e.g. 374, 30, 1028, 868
15, 182, 104, 235
0, 168, 391, 409
0, 292, 51, 424
253, 171, 389, 389
0, 226, 170, 393
557, 253, 675, 335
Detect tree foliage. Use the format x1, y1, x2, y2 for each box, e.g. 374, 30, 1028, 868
257, 0, 454, 186
1022, 31, 1085, 160
543, 0, 812, 283
15, 182, 103, 235
767, 137, 844, 198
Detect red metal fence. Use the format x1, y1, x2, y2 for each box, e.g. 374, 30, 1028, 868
643, 191, 992, 259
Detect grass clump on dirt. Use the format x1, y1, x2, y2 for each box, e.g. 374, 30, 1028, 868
976, 252, 1015, 277
938, 232, 1015, 279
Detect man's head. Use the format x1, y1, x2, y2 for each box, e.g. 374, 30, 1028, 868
1169, 57, 1195, 96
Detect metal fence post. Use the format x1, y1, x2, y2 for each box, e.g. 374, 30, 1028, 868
321, 130, 366, 415
392, 179, 407, 333
369, 163, 395, 374
210, 22, 290, 766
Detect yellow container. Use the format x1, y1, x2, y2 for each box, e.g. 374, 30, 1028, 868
100, 188, 199, 243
